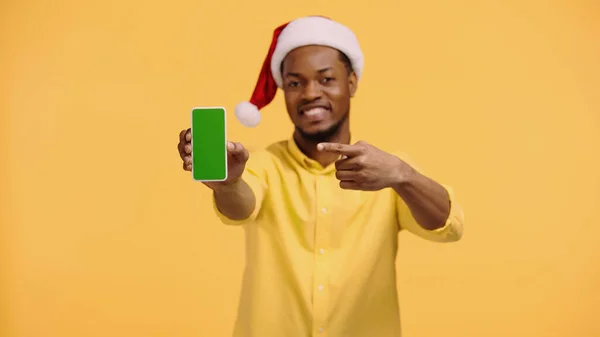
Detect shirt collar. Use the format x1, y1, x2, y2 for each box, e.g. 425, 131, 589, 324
286, 135, 352, 176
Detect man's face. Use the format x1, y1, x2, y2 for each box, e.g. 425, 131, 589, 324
281, 45, 357, 141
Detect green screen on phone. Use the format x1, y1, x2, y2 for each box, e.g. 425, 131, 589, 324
191, 107, 227, 181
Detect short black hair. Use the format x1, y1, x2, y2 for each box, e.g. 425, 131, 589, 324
280, 49, 354, 76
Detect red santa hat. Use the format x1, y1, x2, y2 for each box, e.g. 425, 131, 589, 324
234, 16, 364, 127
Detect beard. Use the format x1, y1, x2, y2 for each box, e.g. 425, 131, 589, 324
295, 110, 349, 143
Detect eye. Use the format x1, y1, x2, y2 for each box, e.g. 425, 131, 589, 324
288, 81, 300, 88
320, 77, 335, 84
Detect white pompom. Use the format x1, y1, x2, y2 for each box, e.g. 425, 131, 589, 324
234, 101, 261, 127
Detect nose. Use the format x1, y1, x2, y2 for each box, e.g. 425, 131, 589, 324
302, 80, 322, 101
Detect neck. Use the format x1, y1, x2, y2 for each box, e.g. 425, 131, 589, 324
293, 121, 351, 168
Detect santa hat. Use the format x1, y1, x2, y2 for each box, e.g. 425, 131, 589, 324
234, 16, 364, 127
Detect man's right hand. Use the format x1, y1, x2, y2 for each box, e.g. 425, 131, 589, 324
178, 128, 250, 190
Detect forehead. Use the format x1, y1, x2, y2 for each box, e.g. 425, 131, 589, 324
281, 45, 342, 73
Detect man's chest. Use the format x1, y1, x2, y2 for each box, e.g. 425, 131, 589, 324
259, 169, 399, 251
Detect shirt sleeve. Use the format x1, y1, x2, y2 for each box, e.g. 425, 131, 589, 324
393, 151, 465, 242
211, 151, 268, 226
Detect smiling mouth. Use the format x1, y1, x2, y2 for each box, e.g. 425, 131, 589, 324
302, 107, 329, 116
300, 107, 330, 122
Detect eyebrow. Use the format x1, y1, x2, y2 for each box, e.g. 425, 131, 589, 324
317, 67, 333, 73
285, 67, 333, 78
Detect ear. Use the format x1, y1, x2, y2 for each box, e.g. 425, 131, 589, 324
348, 71, 358, 97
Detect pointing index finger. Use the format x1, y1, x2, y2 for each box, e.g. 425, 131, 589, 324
317, 142, 362, 156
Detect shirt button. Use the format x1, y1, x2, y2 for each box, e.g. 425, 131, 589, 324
321, 207, 327, 214
318, 284, 324, 291
319, 248, 325, 254
318, 327, 325, 333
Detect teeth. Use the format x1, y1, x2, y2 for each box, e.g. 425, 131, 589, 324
304, 107, 327, 116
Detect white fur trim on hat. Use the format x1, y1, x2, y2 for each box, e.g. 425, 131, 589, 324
234, 101, 261, 127
270, 16, 364, 88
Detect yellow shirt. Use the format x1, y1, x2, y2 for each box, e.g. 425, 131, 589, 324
212, 138, 464, 337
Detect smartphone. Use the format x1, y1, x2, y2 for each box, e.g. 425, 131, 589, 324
190, 106, 228, 182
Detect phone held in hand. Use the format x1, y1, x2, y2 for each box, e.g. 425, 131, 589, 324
190, 107, 228, 182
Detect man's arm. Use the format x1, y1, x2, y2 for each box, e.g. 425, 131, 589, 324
392, 169, 450, 231
316, 141, 464, 242
209, 150, 268, 226
212, 179, 257, 221
392, 160, 464, 243
178, 129, 265, 224
394, 168, 464, 243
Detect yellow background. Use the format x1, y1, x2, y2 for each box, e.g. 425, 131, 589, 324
2, 0, 599, 336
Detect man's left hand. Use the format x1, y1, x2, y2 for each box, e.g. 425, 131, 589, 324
317, 141, 415, 191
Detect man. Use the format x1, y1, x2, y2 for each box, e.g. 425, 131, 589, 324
178, 16, 464, 337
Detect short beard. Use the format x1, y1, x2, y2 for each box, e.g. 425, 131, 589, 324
295, 110, 349, 143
